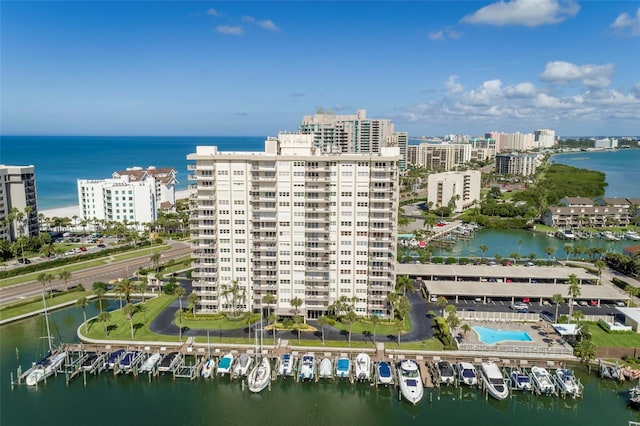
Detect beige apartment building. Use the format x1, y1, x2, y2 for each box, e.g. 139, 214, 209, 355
0, 165, 39, 241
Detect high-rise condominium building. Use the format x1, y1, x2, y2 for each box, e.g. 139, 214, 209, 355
427, 171, 481, 213
299, 109, 408, 170
112, 167, 178, 210
187, 133, 400, 319
534, 129, 555, 149
495, 152, 540, 176
413, 143, 471, 171
77, 175, 157, 227
0, 165, 39, 241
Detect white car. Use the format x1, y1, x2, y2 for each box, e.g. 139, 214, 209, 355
510, 302, 528, 311
65, 250, 76, 256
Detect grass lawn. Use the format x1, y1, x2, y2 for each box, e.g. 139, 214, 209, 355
82, 294, 179, 342
398, 338, 445, 351
108, 245, 170, 262
180, 313, 261, 331
0, 290, 92, 320
331, 316, 412, 335
589, 323, 640, 348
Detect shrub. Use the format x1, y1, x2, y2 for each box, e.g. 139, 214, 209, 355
432, 257, 444, 264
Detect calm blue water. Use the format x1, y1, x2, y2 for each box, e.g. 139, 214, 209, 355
0, 136, 265, 209
473, 326, 533, 345
550, 149, 640, 198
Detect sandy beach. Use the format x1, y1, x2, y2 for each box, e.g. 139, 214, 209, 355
39, 189, 192, 219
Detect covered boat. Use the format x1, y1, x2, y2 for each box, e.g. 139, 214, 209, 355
233, 353, 253, 377
318, 358, 332, 379
457, 362, 478, 386
510, 369, 532, 391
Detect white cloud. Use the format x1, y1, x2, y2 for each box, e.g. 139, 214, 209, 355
256, 19, 280, 32
206, 8, 220, 17
428, 31, 444, 41
461, 0, 579, 27
610, 7, 640, 36
216, 25, 244, 36
540, 61, 615, 88
399, 66, 639, 134
429, 28, 461, 40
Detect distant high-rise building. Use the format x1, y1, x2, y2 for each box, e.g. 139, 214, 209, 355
112, 166, 178, 210
414, 143, 471, 171
486, 131, 535, 152
594, 138, 619, 149
299, 109, 408, 170
534, 129, 555, 149
427, 170, 480, 213
0, 165, 39, 241
495, 152, 540, 176
187, 133, 400, 319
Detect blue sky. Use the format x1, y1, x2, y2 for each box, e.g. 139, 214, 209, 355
1, 1, 639, 137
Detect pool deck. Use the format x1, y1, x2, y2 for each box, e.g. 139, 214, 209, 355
460, 320, 563, 349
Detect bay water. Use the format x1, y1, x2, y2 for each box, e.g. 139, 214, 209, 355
1, 304, 639, 425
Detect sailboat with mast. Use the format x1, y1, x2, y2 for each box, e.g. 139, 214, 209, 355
248, 314, 271, 393
25, 291, 67, 386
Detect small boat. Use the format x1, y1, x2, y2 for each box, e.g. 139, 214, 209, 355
355, 353, 371, 381
555, 368, 581, 397
600, 363, 612, 379
248, 356, 271, 393
546, 231, 555, 237
600, 230, 620, 241
336, 357, 350, 379
510, 369, 532, 391
25, 351, 67, 386
318, 358, 332, 379
201, 358, 214, 378
377, 361, 393, 385
457, 362, 478, 386
531, 366, 556, 394
139, 353, 162, 373
278, 353, 293, 377
299, 353, 315, 382
104, 349, 125, 370
158, 352, 181, 372
480, 362, 509, 400
629, 385, 640, 409
217, 353, 234, 376
119, 351, 142, 372
624, 231, 640, 241
435, 361, 455, 385
233, 353, 253, 377
81, 353, 99, 371
397, 360, 424, 405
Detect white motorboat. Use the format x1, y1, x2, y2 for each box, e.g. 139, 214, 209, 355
248, 356, 271, 393
139, 352, 162, 373
318, 358, 332, 379
457, 362, 478, 386
201, 358, 214, 378
299, 354, 315, 382
555, 368, 581, 397
510, 369, 532, 391
25, 351, 67, 386
336, 357, 350, 379
355, 353, 371, 381
480, 362, 509, 400
624, 231, 640, 241
531, 366, 556, 394
233, 353, 253, 377
600, 231, 620, 241
435, 361, 455, 385
397, 360, 424, 405
217, 353, 234, 376
376, 361, 393, 385
278, 353, 293, 377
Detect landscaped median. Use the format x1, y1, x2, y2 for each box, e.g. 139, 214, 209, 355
0, 289, 92, 324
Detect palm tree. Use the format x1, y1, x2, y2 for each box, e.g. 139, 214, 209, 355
175, 309, 184, 342
115, 278, 136, 308
97, 311, 111, 337
58, 269, 72, 291
76, 297, 89, 333
461, 323, 471, 339
262, 293, 276, 317
221, 280, 242, 315
37, 272, 52, 297
396, 295, 411, 321
436, 296, 448, 316
572, 309, 585, 324
564, 244, 573, 261
268, 312, 278, 345
595, 260, 605, 285
370, 314, 380, 344
174, 285, 186, 312
317, 315, 328, 345
394, 319, 405, 346
290, 297, 303, 317
545, 247, 555, 261
517, 239, 523, 256
149, 252, 161, 272
552, 293, 564, 321
345, 310, 357, 346
136, 281, 148, 302
187, 291, 198, 318
385, 292, 399, 321
293, 315, 304, 343
396, 275, 414, 296
567, 274, 581, 319
479, 244, 488, 259
123, 303, 138, 339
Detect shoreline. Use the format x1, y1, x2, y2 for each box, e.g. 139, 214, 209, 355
39, 189, 192, 219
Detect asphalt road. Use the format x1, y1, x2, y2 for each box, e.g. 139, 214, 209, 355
0, 240, 191, 305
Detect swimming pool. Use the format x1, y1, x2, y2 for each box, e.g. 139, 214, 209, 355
473, 326, 533, 345
398, 234, 414, 239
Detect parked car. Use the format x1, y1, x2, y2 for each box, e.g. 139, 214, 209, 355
79, 246, 87, 252
97, 243, 106, 248
525, 261, 535, 267
510, 302, 528, 311
17, 258, 31, 264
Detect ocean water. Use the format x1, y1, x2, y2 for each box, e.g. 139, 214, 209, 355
550, 149, 640, 198
0, 136, 265, 210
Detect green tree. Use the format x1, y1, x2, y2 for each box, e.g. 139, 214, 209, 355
268, 312, 278, 345
97, 311, 111, 337
574, 339, 596, 362
76, 296, 90, 333
385, 292, 398, 321
479, 244, 488, 259
461, 323, 471, 338
396, 275, 414, 296
564, 244, 573, 261
345, 310, 357, 346
149, 252, 161, 272
58, 269, 72, 291
370, 314, 380, 344
174, 285, 186, 312
175, 309, 183, 343
567, 274, 581, 319
290, 297, 303, 317
545, 246, 555, 261
115, 278, 136, 304
594, 260, 606, 285
394, 319, 405, 346
187, 291, 198, 318
136, 281, 148, 302
552, 293, 564, 321
436, 296, 448, 316
293, 315, 304, 343
317, 315, 328, 345
123, 303, 138, 339
262, 293, 276, 318
93, 285, 106, 314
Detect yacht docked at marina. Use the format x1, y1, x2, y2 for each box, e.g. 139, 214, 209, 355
397, 360, 424, 405
479, 362, 509, 400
